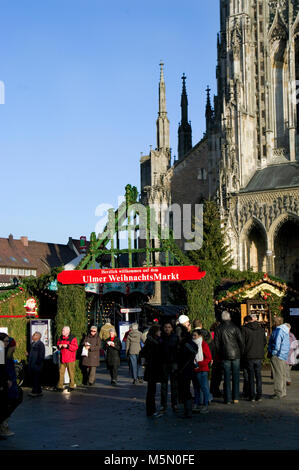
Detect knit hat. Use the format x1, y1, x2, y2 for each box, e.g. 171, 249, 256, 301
178, 314, 189, 325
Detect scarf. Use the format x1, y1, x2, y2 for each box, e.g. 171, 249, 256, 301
193, 337, 203, 363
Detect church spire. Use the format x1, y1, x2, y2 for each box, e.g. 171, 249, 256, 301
156, 62, 170, 150
205, 85, 213, 134
178, 73, 192, 160
181, 73, 188, 123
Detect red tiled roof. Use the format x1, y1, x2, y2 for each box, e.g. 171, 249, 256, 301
0, 236, 79, 276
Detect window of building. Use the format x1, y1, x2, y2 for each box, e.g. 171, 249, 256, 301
6, 268, 12, 275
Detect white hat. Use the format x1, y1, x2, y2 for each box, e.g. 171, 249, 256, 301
178, 314, 189, 325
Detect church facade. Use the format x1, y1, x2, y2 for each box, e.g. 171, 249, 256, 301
140, 0, 299, 287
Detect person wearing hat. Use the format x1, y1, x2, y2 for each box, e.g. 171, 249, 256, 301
81, 326, 101, 386
175, 315, 191, 347
104, 328, 121, 386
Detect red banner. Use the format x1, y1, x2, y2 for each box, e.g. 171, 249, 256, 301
57, 266, 206, 285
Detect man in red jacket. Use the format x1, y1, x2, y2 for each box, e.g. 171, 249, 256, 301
57, 326, 78, 392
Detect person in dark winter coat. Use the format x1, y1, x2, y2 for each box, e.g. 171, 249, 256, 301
241, 315, 252, 399
104, 329, 121, 386
126, 323, 143, 384
242, 314, 267, 401
82, 326, 101, 386
0, 334, 23, 438
28, 332, 45, 397
139, 325, 163, 417
209, 321, 222, 398
176, 315, 198, 418
214, 311, 244, 404
175, 315, 192, 348
160, 322, 179, 412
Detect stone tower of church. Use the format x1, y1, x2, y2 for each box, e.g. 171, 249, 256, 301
140, 62, 171, 208
139, 63, 172, 303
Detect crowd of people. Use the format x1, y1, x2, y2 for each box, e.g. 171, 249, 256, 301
0, 310, 298, 436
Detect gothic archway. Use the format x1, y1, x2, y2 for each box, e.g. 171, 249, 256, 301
274, 219, 299, 284
241, 219, 267, 272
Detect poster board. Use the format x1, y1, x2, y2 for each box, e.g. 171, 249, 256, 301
290, 308, 299, 316
30, 319, 53, 359
118, 321, 133, 351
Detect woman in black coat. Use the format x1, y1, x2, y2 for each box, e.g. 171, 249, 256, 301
104, 329, 121, 386
82, 326, 101, 386
139, 325, 163, 417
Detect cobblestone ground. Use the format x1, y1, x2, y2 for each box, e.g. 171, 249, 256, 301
0, 363, 299, 450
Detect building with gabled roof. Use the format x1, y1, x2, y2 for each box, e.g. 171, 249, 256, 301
0, 234, 89, 287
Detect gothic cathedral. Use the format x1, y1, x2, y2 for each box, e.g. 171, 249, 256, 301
140, 0, 299, 287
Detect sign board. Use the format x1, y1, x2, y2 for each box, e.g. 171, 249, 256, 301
290, 308, 299, 316
30, 319, 53, 359
58, 265, 206, 285
118, 321, 133, 351
120, 308, 142, 321
85, 283, 100, 294
120, 308, 142, 314
48, 280, 58, 292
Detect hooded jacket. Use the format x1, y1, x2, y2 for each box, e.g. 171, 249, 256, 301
268, 324, 290, 361
242, 321, 267, 360
126, 329, 143, 355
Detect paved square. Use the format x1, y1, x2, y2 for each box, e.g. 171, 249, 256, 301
1, 363, 299, 450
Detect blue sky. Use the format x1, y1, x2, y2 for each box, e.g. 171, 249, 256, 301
0, 0, 219, 244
